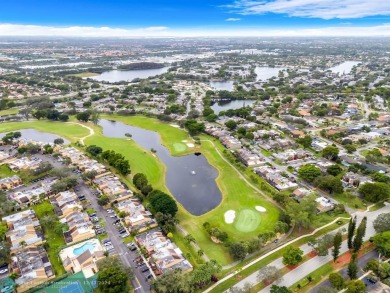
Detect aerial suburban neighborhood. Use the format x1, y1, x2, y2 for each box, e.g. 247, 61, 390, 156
0, 9, 390, 293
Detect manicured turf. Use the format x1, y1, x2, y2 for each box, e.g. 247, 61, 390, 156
0, 121, 89, 142
101, 114, 197, 156
234, 209, 261, 233
173, 142, 187, 153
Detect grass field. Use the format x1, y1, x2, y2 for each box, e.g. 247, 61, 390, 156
68, 72, 99, 78
0, 108, 19, 116
0, 164, 15, 178
0, 121, 89, 142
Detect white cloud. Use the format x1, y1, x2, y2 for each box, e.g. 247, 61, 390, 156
0, 24, 169, 37
225, 18, 241, 21
226, 0, 390, 19
1, 23, 390, 37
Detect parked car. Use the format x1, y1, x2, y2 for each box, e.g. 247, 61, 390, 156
0, 268, 8, 274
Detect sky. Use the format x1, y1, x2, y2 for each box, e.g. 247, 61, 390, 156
1, 0, 390, 37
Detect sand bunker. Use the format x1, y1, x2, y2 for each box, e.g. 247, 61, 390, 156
181, 140, 188, 142
187, 143, 195, 147
224, 210, 236, 224
255, 206, 267, 212
170, 124, 180, 128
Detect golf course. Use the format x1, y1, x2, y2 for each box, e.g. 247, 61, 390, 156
0, 115, 280, 265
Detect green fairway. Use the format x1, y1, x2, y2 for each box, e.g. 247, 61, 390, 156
234, 209, 261, 232
101, 114, 198, 156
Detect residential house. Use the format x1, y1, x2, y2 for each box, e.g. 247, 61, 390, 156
8, 157, 42, 172
117, 199, 157, 232
11, 246, 54, 292
61, 211, 95, 244
236, 149, 265, 167
59, 239, 105, 277
254, 166, 298, 191
3, 210, 44, 252
0, 175, 22, 190
135, 229, 192, 276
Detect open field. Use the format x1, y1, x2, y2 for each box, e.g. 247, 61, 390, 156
0, 164, 15, 178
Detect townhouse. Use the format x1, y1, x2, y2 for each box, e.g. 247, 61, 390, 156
117, 198, 157, 233
135, 229, 193, 276
3, 210, 44, 252
10, 246, 54, 292
0, 175, 22, 190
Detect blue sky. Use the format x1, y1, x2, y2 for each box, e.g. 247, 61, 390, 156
0, 0, 390, 37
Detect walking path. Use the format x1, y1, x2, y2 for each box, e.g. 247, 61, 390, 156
66, 122, 95, 145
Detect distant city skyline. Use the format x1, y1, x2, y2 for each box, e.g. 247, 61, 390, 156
1, 0, 390, 37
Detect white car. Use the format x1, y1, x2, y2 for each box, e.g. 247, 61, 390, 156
0, 268, 8, 274
106, 209, 114, 214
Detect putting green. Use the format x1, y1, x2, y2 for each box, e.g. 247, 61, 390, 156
234, 209, 261, 232
173, 143, 187, 152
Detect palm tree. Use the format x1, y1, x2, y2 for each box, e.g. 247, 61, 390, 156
184, 234, 195, 247
19, 241, 27, 248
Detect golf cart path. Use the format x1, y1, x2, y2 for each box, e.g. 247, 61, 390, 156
67, 122, 95, 145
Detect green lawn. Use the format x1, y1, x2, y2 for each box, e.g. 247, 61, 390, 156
0, 108, 19, 116
33, 201, 66, 276
0, 164, 15, 178
332, 192, 366, 210
0, 121, 89, 142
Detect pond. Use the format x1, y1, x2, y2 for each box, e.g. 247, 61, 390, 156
329, 61, 360, 75
209, 80, 234, 91
211, 99, 257, 114
98, 119, 222, 216
90, 67, 170, 82
255, 67, 285, 81
0, 129, 69, 144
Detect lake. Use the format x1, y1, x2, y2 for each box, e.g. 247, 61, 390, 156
211, 99, 257, 114
210, 80, 234, 91
90, 67, 170, 82
98, 119, 222, 216
329, 61, 360, 75
0, 129, 69, 144
255, 67, 285, 81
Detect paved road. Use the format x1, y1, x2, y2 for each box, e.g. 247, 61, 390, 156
77, 181, 152, 293
227, 204, 390, 292
259, 204, 390, 292
309, 250, 379, 292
